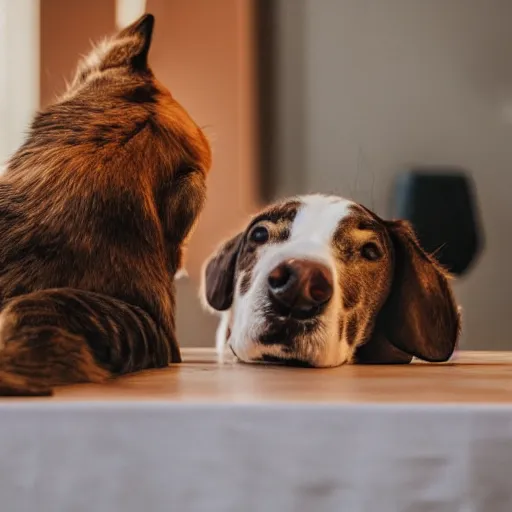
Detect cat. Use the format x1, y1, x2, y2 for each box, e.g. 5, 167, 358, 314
0, 14, 212, 395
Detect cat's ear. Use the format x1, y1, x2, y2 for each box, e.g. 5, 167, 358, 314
115, 13, 155, 71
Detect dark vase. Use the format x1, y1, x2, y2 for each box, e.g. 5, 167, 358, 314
392, 168, 483, 276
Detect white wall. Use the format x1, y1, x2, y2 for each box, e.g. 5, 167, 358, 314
275, 0, 512, 350
0, 0, 39, 165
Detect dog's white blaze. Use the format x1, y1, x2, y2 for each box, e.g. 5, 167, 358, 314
291, 195, 356, 365
250, 195, 354, 279
291, 194, 353, 244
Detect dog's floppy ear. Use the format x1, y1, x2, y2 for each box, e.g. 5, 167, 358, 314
371, 220, 460, 362
202, 232, 244, 311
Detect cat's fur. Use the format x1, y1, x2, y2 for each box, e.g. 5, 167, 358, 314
0, 14, 211, 395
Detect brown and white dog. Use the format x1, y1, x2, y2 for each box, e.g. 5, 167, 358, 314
202, 194, 460, 367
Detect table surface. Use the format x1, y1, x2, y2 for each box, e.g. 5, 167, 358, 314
9, 349, 511, 403
3, 350, 512, 512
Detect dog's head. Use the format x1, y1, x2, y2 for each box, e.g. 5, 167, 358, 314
202, 194, 460, 367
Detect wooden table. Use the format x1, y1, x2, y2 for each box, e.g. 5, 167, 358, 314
2, 350, 512, 512
37, 348, 512, 403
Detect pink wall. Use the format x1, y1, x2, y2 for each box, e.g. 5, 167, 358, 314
147, 0, 259, 279
41, 0, 116, 107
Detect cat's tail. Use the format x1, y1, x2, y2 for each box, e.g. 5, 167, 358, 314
0, 288, 178, 396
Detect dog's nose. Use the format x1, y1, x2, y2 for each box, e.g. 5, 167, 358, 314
267, 259, 333, 316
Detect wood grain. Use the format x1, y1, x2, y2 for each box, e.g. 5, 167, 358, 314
1, 349, 507, 403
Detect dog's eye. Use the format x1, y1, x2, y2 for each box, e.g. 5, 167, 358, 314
249, 226, 269, 245
361, 242, 381, 261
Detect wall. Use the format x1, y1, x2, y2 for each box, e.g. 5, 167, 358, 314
0, 0, 40, 164
40, 0, 116, 107
273, 0, 512, 350
147, 0, 259, 280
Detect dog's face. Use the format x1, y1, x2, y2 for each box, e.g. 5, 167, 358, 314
202, 194, 460, 367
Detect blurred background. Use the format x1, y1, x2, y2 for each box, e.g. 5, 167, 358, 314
0, 0, 509, 350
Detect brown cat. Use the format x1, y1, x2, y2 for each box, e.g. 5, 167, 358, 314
0, 14, 211, 395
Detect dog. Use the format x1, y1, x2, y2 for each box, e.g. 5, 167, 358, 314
0, 14, 211, 395
202, 194, 460, 367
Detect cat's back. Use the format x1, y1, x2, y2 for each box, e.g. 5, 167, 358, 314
3, 81, 164, 243
0, 88, 168, 302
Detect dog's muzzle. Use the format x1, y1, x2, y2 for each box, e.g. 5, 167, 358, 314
267, 259, 333, 320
